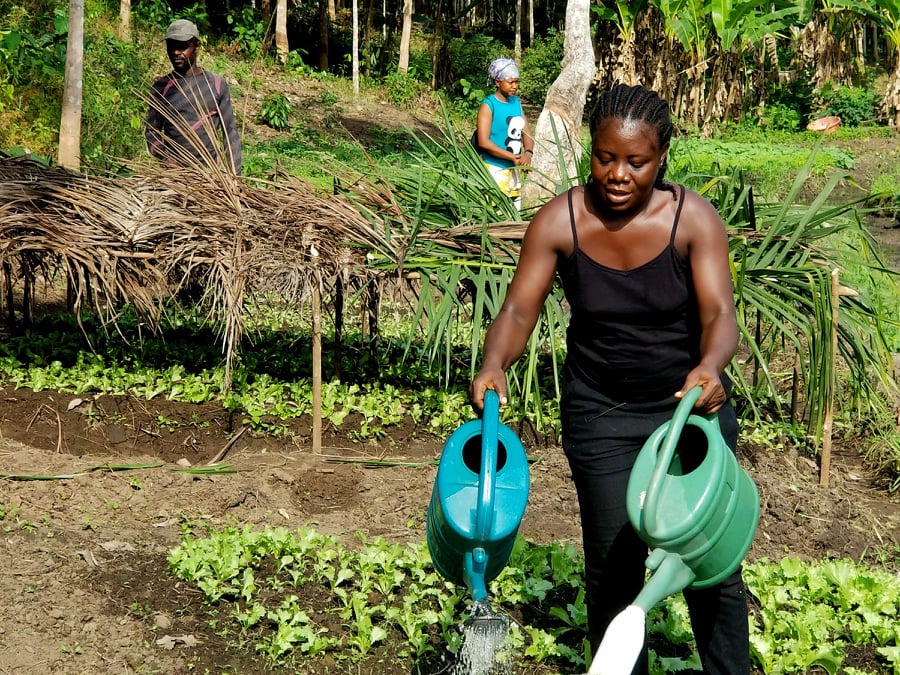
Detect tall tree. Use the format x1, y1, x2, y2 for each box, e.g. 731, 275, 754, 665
522, 0, 595, 204
875, 0, 900, 125
796, 0, 864, 91
275, 0, 289, 64
352, 0, 360, 93
851, 0, 900, 125
119, 0, 131, 42
701, 0, 798, 133
319, 0, 330, 70
515, 0, 523, 59
58, 0, 84, 170
398, 0, 413, 73
594, 0, 648, 86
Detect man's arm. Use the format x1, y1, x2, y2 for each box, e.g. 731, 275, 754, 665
216, 79, 242, 174
145, 82, 167, 160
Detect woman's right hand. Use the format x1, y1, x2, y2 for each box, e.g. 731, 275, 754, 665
468, 368, 509, 412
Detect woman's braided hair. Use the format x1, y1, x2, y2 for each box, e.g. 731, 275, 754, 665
589, 83, 675, 195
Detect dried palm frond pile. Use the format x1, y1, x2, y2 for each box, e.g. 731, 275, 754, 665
0, 155, 389, 385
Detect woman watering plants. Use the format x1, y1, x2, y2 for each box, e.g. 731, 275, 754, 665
469, 84, 750, 675
475, 58, 534, 211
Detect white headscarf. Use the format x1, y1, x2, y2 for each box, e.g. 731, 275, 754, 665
488, 58, 520, 84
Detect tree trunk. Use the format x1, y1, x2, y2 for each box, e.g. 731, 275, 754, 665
528, 0, 534, 48
260, 0, 273, 52
883, 57, 900, 127
522, 0, 594, 205
352, 0, 360, 94
119, 0, 131, 42
429, 0, 444, 90
275, 0, 289, 64
398, 0, 413, 73
58, 0, 84, 170
319, 0, 330, 70
515, 0, 522, 60
364, 0, 377, 49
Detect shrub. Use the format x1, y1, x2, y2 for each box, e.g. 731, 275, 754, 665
256, 92, 293, 130
814, 83, 880, 127
131, 0, 172, 31
519, 29, 563, 104
82, 30, 153, 162
758, 102, 801, 132
384, 71, 428, 109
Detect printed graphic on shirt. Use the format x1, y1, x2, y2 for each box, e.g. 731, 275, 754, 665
505, 115, 525, 155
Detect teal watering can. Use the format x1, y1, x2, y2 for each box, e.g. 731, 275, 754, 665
426, 390, 530, 603
588, 387, 760, 675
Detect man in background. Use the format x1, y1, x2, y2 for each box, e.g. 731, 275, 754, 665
146, 19, 242, 174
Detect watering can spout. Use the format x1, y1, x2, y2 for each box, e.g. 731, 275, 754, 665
464, 547, 489, 602
633, 549, 695, 612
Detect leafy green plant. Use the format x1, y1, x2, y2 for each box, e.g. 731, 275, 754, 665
384, 71, 428, 109
759, 102, 802, 132
131, 0, 172, 31
670, 136, 854, 201
744, 557, 900, 674
167, 526, 900, 673
256, 92, 292, 130
226, 6, 264, 56
815, 83, 881, 127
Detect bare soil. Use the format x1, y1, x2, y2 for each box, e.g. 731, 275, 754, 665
0, 90, 899, 675
1, 388, 898, 675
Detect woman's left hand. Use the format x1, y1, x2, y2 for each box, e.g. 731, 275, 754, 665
676, 365, 727, 413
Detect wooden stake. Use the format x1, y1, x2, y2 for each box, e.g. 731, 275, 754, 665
311, 255, 322, 454
820, 269, 859, 486
207, 426, 247, 465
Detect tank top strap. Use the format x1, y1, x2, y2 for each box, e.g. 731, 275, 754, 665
567, 188, 579, 250
669, 184, 686, 245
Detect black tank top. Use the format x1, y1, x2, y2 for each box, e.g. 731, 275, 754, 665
558, 186, 701, 402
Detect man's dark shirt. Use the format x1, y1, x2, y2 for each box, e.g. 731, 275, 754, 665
146, 68, 241, 173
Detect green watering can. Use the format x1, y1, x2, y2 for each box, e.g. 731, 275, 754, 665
588, 387, 760, 675
426, 389, 530, 604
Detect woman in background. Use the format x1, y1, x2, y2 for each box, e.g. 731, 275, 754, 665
475, 58, 534, 210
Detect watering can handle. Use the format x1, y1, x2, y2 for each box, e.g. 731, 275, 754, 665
475, 390, 500, 543
643, 387, 715, 532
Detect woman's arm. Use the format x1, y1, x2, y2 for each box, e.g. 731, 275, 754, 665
677, 190, 739, 413
476, 100, 520, 164
517, 116, 534, 167
469, 195, 569, 410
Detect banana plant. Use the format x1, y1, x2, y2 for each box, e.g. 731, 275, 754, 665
834, 0, 900, 125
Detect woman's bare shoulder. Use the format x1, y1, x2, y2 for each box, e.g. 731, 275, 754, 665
673, 184, 726, 233
527, 188, 580, 238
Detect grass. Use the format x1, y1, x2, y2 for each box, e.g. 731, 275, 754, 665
671, 136, 856, 202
